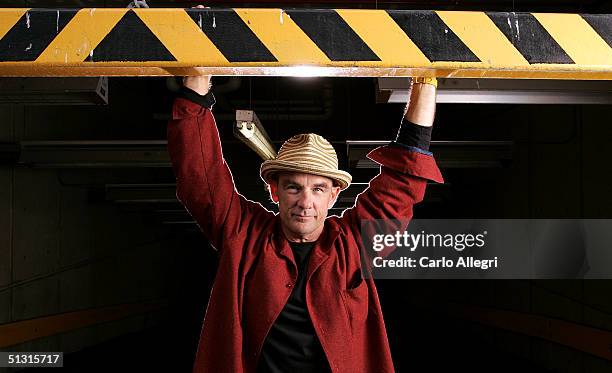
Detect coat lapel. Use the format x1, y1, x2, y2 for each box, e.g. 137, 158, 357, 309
306, 220, 340, 283
272, 217, 296, 267
271, 217, 341, 282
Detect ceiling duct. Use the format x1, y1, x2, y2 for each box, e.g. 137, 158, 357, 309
377, 78, 612, 105
0, 77, 108, 105
105, 183, 178, 204
9, 141, 168, 168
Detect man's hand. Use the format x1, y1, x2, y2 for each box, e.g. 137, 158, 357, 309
404, 78, 437, 127
183, 5, 212, 96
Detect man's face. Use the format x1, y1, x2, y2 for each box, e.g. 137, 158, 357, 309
269, 172, 341, 242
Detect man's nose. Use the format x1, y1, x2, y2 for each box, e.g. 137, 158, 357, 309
297, 191, 314, 209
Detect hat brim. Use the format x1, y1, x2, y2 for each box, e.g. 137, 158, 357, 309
261, 159, 352, 190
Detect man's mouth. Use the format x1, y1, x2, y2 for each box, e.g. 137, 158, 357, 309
292, 214, 314, 219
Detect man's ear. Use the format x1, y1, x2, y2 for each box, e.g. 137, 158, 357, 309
269, 180, 280, 204
328, 186, 341, 209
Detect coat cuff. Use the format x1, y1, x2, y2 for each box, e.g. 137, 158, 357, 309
366, 143, 444, 183
395, 118, 432, 151
177, 86, 216, 109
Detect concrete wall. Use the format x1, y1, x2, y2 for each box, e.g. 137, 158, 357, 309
0, 97, 174, 357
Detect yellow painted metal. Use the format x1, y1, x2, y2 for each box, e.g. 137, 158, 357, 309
435, 11, 529, 67
0, 8, 26, 40
0, 8, 610, 79
336, 9, 430, 66
37, 8, 127, 64
533, 13, 612, 66
134, 8, 229, 65
235, 9, 330, 64
0, 66, 611, 80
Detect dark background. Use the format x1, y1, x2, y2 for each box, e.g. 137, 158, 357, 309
0, 0, 611, 372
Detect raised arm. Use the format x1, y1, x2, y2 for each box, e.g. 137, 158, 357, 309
167, 75, 266, 252
341, 77, 444, 259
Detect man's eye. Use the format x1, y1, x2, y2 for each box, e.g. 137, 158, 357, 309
314, 188, 324, 192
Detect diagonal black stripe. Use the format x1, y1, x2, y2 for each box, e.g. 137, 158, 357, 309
186, 9, 276, 63
581, 14, 612, 48
487, 12, 574, 64
0, 9, 77, 62
87, 10, 174, 62
285, 9, 380, 62
387, 10, 479, 62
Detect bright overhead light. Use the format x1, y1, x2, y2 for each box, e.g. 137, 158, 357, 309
285, 65, 325, 78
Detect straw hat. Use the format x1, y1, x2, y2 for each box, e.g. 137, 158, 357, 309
260, 133, 352, 190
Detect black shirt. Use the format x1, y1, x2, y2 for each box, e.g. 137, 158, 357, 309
256, 241, 332, 373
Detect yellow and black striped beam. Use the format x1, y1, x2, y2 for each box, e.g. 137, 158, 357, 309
0, 8, 611, 79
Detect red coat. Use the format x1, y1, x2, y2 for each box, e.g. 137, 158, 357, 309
167, 97, 444, 373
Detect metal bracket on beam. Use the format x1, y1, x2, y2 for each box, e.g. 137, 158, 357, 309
0, 9, 610, 79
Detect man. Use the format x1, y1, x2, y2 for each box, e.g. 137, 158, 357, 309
167, 74, 443, 373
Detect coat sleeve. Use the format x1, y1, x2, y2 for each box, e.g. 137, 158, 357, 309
167, 97, 266, 252
340, 143, 444, 260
